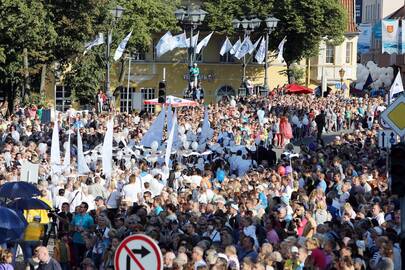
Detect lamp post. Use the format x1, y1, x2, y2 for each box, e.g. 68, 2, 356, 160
232, 16, 278, 94
339, 68, 345, 90
263, 16, 279, 92
232, 18, 261, 90
175, 6, 207, 89
106, 5, 124, 99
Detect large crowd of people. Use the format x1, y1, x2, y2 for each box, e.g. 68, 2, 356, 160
0, 91, 400, 270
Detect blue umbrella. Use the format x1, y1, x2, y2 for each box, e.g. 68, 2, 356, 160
0, 181, 40, 199
0, 206, 27, 243
7, 198, 51, 211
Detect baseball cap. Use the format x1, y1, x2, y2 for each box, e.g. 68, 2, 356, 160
291, 246, 299, 253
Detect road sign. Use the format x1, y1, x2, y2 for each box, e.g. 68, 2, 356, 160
378, 129, 398, 149
335, 83, 341, 89
381, 95, 405, 137
114, 234, 163, 270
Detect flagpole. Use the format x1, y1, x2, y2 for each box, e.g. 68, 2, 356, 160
127, 52, 131, 113
264, 31, 269, 92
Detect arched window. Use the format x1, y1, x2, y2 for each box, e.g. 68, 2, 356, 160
216, 85, 236, 102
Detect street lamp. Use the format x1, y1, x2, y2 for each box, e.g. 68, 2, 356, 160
263, 16, 279, 92
232, 17, 261, 92
339, 68, 345, 91
105, 5, 125, 100
175, 5, 207, 91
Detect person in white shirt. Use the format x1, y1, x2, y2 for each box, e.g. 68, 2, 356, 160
122, 174, 142, 205
192, 246, 207, 270
371, 203, 385, 226
54, 188, 68, 210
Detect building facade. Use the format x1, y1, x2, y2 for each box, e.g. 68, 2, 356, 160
360, 0, 404, 64
44, 0, 359, 111
308, 0, 359, 92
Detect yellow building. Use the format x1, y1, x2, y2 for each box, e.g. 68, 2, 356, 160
114, 32, 288, 110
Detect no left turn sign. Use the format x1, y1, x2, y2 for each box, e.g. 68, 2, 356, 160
114, 234, 163, 270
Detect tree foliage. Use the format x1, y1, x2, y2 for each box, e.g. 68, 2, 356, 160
203, 0, 273, 34
0, 0, 57, 84
269, 0, 347, 65
204, 0, 346, 66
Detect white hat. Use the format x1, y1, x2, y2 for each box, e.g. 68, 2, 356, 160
230, 204, 239, 211
291, 246, 299, 253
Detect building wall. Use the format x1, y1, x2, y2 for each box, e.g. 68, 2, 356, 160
360, 0, 404, 64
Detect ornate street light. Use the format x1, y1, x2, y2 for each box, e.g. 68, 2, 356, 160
105, 5, 125, 100
263, 16, 279, 92
175, 5, 207, 92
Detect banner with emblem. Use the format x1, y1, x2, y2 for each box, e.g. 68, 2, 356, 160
358, 23, 372, 54
382, 19, 399, 54
402, 20, 405, 54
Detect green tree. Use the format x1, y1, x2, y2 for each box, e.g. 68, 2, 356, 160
63, 0, 180, 105
0, 0, 57, 110
203, 0, 273, 34
269, 0, 347, 81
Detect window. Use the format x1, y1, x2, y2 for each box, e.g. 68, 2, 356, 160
346, 42, 353, 64
119, 87, 135, 112
55, 85, 71, 112
132, 52, 145, 61
141, 88, 155, 113
325, 44, 335, 64
220, 52, 235, 63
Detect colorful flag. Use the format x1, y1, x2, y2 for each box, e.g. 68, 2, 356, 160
255, 37, 266, 64
389, 72, 404, 103
401, 20, 405, 54
102, 119, 114, 178
358, 23, 372, 54
382, 19, 399, 54
196, 32, 214, 54
84, 33, 104, 55
113, 31, 132, 61
230, 39, 241, 55
220, 37, 233, 56
156, 32, 174, 58
277, 36, 287, 63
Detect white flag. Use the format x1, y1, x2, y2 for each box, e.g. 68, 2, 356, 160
277, 36, 287, 63
50, 121, 61, 174
63, 132, 71, 175
255, 37, 266, 64
172, 32, 188, 49
390, 72, 404, 103
199, 107, 212, 144
113, 31, 132, 61
196, 32, 214, 54
156, 32, 174, 58
165, 110, 177, 168
186, 32, 200, 48
220, 37, 233, 56
141, 106, 166, 147
102, 119, 114, 178
235, 36, 252, 59
230, 39, 241, 55
84, 33, 104, 54
77, 129, 90, 174
249, 37, 262, 54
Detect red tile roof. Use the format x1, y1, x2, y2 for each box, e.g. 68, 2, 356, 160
340, 0, 358, 33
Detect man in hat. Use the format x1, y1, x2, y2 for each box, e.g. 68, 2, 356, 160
22, 215, 45, 263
